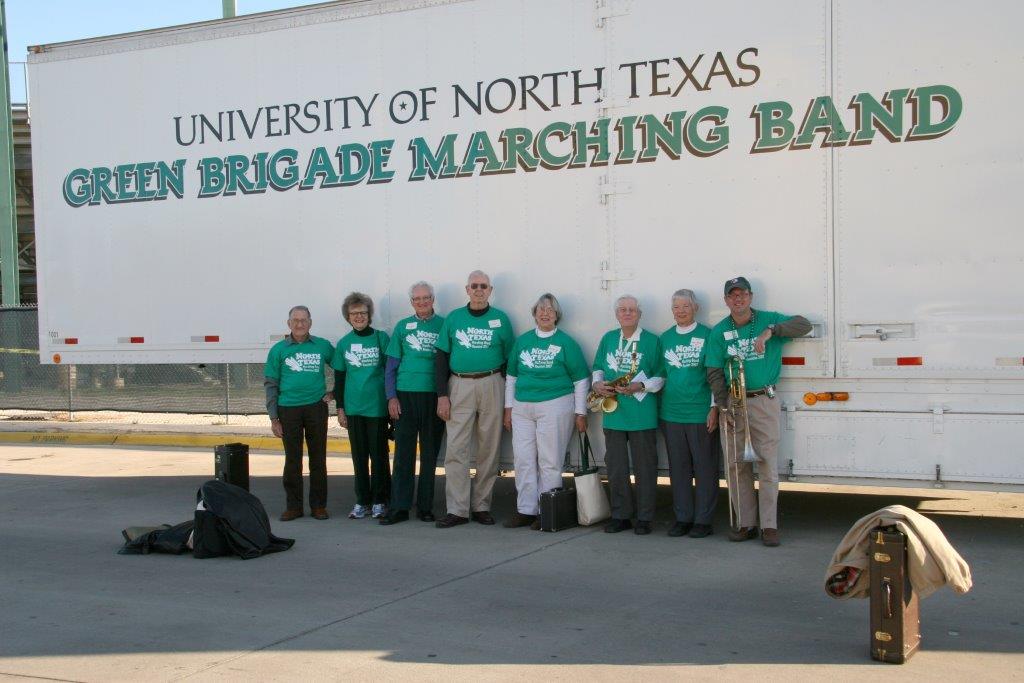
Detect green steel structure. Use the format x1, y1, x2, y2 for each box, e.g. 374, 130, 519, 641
0, 0, 19, 305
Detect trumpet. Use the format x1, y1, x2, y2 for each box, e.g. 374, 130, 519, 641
587, 351, 639, 413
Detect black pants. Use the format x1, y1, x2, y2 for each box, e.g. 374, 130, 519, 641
391, 390, 445, 513
661, 420, 719, 525
347, 415, 391, 506
279, 400, 329, 510
603, 428, 658, 522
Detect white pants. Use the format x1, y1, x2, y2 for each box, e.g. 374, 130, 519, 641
511, 394, 575, 515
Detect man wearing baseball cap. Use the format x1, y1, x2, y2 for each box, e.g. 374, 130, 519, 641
705, 277, 811, 547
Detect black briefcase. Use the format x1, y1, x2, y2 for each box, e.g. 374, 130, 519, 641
869, 526, 921, 663
214, 442, 250, 491
539, 487, 578, 532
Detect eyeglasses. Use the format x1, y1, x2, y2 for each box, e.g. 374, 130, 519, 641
289, 318, 311, 325
411, 296, 433, 303
468, 283, 491, 290
349, 310, 369, 317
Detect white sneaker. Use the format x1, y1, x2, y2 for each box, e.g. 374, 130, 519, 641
371, 503, 387, 519
348, 504, 369, 519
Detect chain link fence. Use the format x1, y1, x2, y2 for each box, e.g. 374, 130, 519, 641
0, 307, 270, 419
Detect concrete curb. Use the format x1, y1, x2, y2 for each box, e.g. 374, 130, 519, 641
0, 430, 352, 453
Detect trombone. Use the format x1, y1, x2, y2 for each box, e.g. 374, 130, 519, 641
723, 347, 758, 528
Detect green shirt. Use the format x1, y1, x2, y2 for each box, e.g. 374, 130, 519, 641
659, 324, 712, 424
592, 328, 663, 431
507, 328, 589, 403
331, 328, 389, 417
385, 313, 445, 392
435, 305, 515, 373
705, 310, 791, 390
264, 335, 335, 407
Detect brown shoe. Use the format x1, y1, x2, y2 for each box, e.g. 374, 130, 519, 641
728, 526, 758, 542
311, 507, 329, 520
503, 512, 537, 528
761, 528, 780, 547
279, 509, 303, 522
471, 511, 495, 525
435, 513, 469, 529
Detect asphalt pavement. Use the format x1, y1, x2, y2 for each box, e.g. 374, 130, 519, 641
0, 442, 1021, 681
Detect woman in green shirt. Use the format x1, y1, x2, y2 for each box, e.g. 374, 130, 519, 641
659, 289, 718, 539
332, 292, 391, 520
502, 293, 590, 529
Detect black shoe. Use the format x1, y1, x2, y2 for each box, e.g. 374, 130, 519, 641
689, 524, 714, 538
471, 511, 495, 525
728, 526, 759, 542
417, 510, 436, 522
604, 518, 632, 533
379, 510, 409, 526
668, 521, 693, 537
503, 512, 537, 528
435, 513, 469, 528
634, 521, 653, 535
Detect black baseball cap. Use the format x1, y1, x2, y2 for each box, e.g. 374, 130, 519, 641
724, 276, 752, 294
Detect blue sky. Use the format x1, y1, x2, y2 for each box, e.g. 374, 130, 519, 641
5, 1, 319, 100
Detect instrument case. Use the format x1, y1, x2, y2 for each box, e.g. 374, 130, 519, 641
869, 526, 921, 663
539, 487, 578, 532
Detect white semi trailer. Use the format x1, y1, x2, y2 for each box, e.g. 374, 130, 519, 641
27, 0, 1023, 488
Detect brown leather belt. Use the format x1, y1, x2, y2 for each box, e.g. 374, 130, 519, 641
746, 388, 770, 398
452, 368, 502, 379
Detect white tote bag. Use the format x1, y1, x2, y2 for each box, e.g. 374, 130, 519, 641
574, 432, 610, 526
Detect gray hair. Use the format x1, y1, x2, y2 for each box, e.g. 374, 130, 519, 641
671, 289, 700, 309
288, 305, 311, 320
466, 269, 491, 285
531, 292, 563, 324
408, 281, 434, 298
341, 291, 374, 324
614, 295, 641, 315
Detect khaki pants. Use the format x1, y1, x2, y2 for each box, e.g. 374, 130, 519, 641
720, 393, 780, 529
444, 373, 505, 517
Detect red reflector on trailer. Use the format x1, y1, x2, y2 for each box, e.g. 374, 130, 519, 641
63, 338, 78, 345
782, 356, 805, 365
129, 337, 144, 344
896, 356, 923, 366
205, 335, 220, 342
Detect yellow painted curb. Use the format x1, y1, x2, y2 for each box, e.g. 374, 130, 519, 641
0, 431, 352, 453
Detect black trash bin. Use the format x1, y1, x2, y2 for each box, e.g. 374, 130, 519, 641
214, 442, 250, 491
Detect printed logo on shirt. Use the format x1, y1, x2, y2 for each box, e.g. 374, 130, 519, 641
344, 344, 380, 368
727, 339, 765, 363
519, 344, 562, 370
606, 349, 643, 373
454, 327, 494, 349
664, 339, 703, 369
405, 330, 439, 353
285, 352, 323, 373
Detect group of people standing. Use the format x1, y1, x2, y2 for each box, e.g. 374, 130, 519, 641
264, 271, 810, 547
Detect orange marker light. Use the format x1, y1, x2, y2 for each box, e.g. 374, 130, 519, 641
815, 392, 833, 401
52, 353, 61, 364
833, 392, 850, 401
803, 392, 817, 405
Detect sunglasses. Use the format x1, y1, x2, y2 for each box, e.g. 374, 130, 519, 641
468, 283, 491, 290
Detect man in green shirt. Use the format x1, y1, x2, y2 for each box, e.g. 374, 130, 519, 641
264, 305, 335, 521
591, 295, 665, 535
433, 270, 515, 528
705, 276, 812, 547
379, 281, 446, 525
